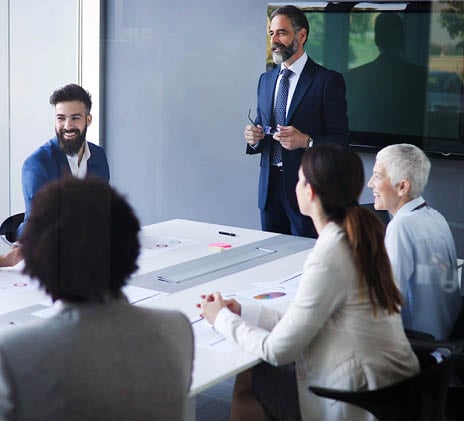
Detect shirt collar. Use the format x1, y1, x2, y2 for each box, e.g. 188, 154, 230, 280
82, 140, 91, 162
66, 141, 91, 161
280, 52, 308, 79
395, 196, 426, 217
66, 141, 91, 178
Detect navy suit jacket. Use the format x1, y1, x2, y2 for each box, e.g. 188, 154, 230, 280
19, 136, 110, 236
248, 57, 348, 211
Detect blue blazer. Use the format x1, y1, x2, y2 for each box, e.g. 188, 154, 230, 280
248, 57, 348, 211
19, 137, 110, 236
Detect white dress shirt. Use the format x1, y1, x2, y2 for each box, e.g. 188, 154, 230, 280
274, 52, 308, 117
66, 141, 91, 178
250, 53, 308, 155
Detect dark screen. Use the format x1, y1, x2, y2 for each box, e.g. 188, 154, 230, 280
268, 1, 464, 158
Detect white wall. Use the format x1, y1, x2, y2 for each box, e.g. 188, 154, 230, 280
0, 0, 79, 223
0, 0, 9, 222
81, 0, 101, 145
9, 0, 79, 215
103, 0, 266, 230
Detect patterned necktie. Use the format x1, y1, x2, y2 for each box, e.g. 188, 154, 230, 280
271, 67, 293, 166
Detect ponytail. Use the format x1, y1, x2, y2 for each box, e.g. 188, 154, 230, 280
343, 206, 403, 315
300, 144, 403, 316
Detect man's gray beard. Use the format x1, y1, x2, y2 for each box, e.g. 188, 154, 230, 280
272, 38, 299, 65
272, 52, 285, 65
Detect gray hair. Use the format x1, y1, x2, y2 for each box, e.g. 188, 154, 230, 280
376, 144, 431, 198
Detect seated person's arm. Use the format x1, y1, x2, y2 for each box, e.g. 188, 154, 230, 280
0, 246, 22, 267
385, 226, 414, 295
21, 161, 51, 229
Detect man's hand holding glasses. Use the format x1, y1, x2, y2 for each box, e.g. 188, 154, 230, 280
246, 109, 312, 151
244, 109, 276, 147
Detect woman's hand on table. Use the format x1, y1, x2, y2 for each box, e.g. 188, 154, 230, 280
197, 293, 241, 325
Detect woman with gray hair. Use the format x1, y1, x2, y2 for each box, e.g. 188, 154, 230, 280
368, 143, 461, 340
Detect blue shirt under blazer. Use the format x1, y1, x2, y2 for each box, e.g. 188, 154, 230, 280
247, 57, 348, 214
19, 136, 110, 236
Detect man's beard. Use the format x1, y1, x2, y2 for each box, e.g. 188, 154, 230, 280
56, 126, 87, 156
272, 37, 298, 65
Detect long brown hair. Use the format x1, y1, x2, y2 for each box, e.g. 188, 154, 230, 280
301, 144, 402, 315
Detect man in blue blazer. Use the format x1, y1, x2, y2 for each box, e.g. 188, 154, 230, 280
244, 5, 348, 238
18, 84, 110, 236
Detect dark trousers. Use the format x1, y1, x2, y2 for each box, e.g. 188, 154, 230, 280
252, 362, 302, 420
260, 166, 317, 238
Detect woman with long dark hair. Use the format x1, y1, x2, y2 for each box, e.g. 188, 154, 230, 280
200, 144, 419, 420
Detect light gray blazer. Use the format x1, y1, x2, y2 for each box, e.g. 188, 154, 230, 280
0, 298, 194, 420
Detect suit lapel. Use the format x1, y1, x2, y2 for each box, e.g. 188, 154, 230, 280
51, 136, 72, 176
287, 58, 318, 123
262, 66, 280, 124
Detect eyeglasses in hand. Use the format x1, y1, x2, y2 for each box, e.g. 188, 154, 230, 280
248, 109, 277, 135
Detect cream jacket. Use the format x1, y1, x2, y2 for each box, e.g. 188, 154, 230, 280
214, 222, 419, 420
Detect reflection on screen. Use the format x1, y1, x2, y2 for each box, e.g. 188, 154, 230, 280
268, 1, 464, 156
344, 13, 428, 138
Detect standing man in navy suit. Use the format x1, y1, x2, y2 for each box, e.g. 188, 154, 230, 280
245, 5, 348, 238
18, 84, 110, 236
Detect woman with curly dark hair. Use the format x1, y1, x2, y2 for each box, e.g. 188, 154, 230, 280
0, 177, 193, 420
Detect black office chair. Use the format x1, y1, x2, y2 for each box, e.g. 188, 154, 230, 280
412, 340, 464, 421
0, 212, 24, 245
404, 298, 464, 420
360, 203, 391, 227
405, 328, 436, 341
445, 384, 464, 420
450, 296, 464, 341
309, 353, 457, 420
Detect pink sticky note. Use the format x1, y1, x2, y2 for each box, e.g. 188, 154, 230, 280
208, 242, 232, 249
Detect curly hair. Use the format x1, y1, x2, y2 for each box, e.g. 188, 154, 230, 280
20, 177, 140, 302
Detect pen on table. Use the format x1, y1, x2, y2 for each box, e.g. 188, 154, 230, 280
279, 273, 302, 284
210, 337, 226, 347
218, 231, 236, 237
256, 247, 276, 253
190, 316, 204, 325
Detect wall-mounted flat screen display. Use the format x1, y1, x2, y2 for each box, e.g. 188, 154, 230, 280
268, 1, 464, 158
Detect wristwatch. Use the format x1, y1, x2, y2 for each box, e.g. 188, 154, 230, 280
305, 136, 314, 150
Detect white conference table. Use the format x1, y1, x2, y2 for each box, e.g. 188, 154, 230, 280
135, 219, 314, 396
0, 219, 314, 399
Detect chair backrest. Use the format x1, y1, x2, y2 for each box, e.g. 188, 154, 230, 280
309, 354, 457, 420
0, 213, 25, 245
405, 328, 436, 341
360, 203, 391, 227
450, 295, 464, 340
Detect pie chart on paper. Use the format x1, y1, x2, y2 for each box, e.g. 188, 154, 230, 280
253, 291, 286, 300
